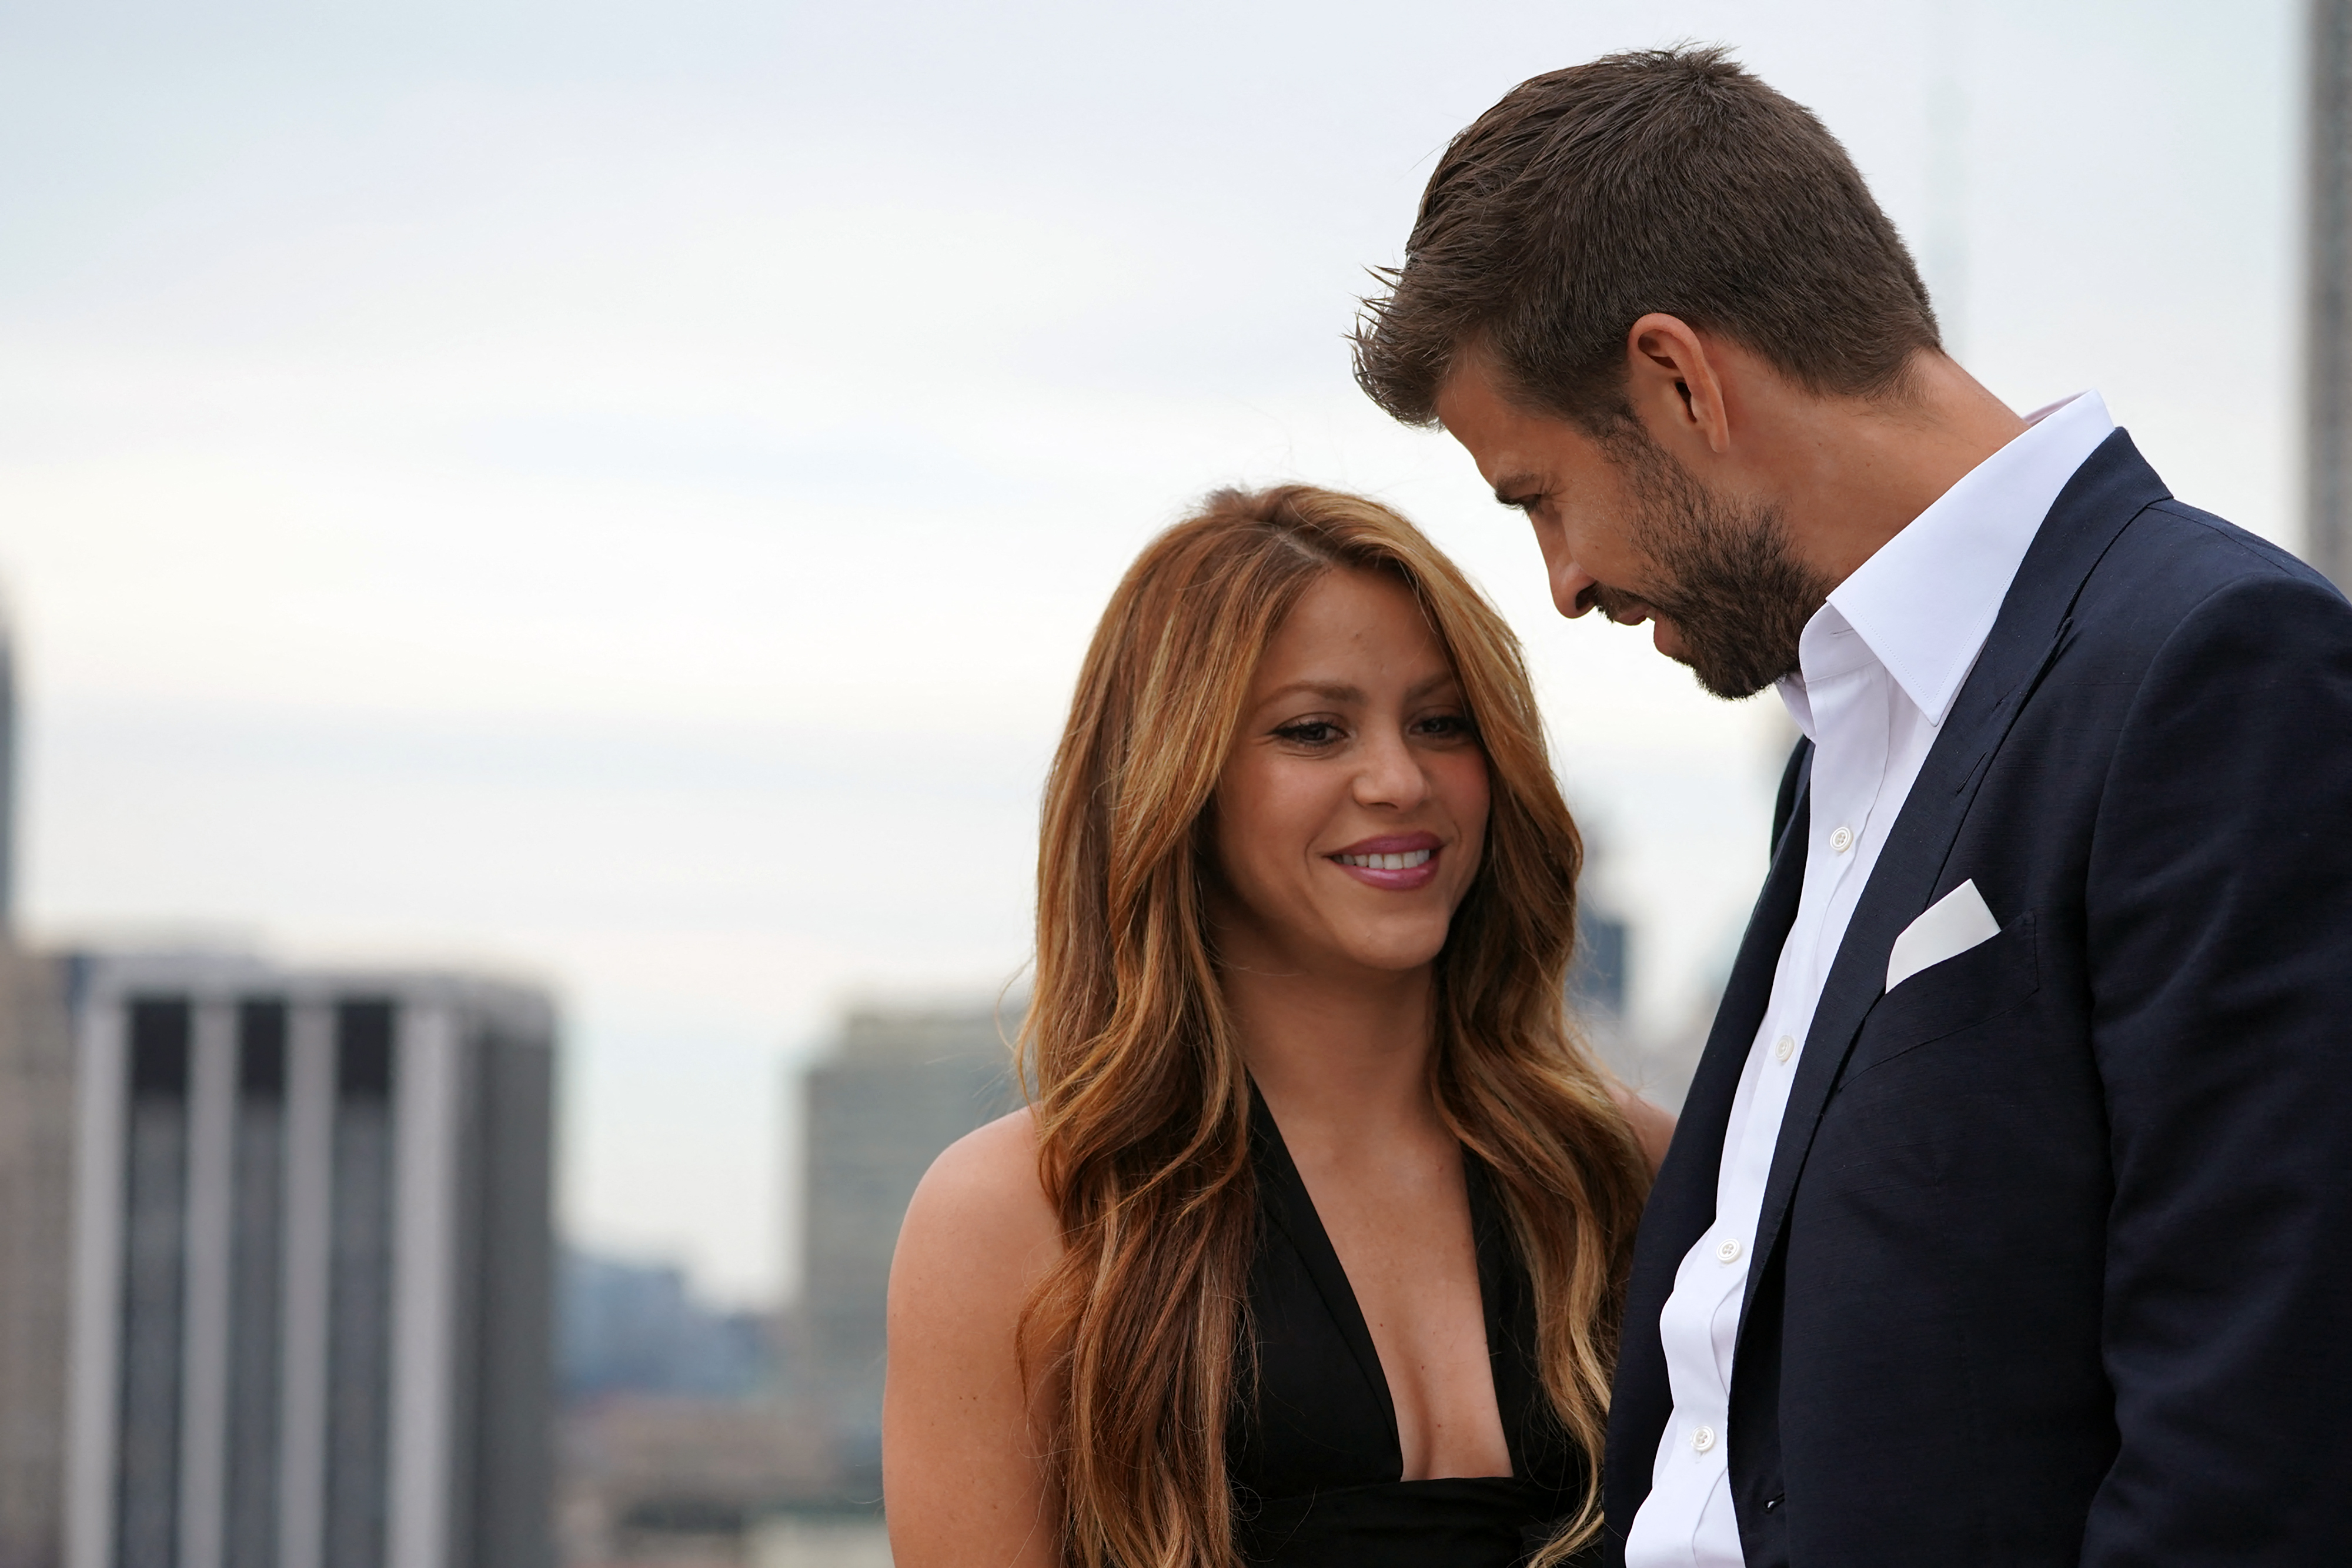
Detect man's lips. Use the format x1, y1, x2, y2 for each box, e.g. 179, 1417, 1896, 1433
1587, 587, 1688, 660
1328, 832, 1444, 890
1591, 590, 1658, 627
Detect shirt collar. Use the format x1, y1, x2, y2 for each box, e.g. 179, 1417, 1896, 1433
1782, 390, 2116, 732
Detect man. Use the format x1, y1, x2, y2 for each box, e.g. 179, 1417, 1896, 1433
1354, 46, 2352, 1568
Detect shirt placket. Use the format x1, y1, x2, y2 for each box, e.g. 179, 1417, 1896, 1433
1681, 660, 1892, 1501
1738, 660, 1889, 1190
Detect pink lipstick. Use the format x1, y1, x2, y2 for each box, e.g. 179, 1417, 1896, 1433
1328, 831, 1444, 891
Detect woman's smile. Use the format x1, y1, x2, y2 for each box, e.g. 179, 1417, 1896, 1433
1330, 832, 1444, 890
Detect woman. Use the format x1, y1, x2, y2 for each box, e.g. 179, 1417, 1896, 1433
885, 485, 1673, 1567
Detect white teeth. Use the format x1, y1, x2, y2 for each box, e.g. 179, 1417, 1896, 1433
1338, 848, 1434, 870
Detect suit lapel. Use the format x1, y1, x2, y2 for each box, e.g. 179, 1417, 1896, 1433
1660, 745, 1813, 1217
1734, 429, 2169, 1333
1608, 745, 1813, 1517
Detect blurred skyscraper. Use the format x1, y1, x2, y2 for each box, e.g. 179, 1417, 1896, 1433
0, 944, 75, 1568
560, 1250, 769, 1403
0, 608, 72, 1568
39, 952, 557, 1568
794, 1001, 1018, 1496
0, 605, 18, 931
1571, 910, 1631, 1038
1922, 0, 1972, 360
2310, 0, 2352, 589
1566, 826, 1649, 1102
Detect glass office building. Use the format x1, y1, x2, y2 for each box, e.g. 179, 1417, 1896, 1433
57, 952, 556, 1568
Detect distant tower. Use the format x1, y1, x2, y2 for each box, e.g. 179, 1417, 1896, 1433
1569, 825, 1634, 1081
0, 597, 55, 1568
58, 952, 557, 1568
2310, 0, 2352, 589
0, 599, 18, 929
796, 1002, 1015, 1496
1922, 0, 1971, 359
0, 945, 74, 1567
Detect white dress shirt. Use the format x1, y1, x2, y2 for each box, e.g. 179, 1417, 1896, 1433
1622, 391, 2119, 1568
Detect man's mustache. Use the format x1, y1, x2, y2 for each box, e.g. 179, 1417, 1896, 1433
1586, 583, 1662, 626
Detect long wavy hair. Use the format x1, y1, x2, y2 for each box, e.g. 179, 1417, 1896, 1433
1020, 484, 1652, 1567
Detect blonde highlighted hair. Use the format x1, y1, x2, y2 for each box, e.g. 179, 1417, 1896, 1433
1021, 484, 1650, 1566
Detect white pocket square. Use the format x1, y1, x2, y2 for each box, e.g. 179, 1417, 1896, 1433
1886, 879, 2000, 992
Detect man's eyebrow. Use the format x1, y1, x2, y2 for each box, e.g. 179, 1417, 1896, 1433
1491, 473, 1541, 507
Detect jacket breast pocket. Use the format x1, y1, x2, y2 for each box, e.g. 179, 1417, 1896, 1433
1842, 911, 2041, 1082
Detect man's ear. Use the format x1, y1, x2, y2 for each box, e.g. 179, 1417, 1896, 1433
1625, 313, 1732, 456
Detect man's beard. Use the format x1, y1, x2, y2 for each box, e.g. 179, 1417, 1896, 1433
1590, 426, 1830, 701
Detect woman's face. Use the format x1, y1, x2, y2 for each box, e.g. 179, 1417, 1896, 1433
1210, 567, 1491, 979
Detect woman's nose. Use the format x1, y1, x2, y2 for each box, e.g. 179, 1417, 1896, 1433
1352, 728, 1429, 807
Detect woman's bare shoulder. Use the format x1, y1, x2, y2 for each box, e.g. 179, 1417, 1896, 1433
1606, 1082, 1678, 1175
886, 1117, 1064, 1565
896, 1106, 1060, 1289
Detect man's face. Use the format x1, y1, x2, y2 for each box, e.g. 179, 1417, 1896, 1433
1433, 359, 1828, 700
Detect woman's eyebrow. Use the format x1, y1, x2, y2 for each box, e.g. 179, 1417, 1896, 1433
1406, 672, 1464, 700
1257, 680, 1364, 704
1257, 674, 1459, 706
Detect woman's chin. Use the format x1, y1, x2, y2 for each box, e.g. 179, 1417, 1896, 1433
1324, 922, 1452, 975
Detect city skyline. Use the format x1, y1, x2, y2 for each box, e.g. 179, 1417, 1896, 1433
0, 0, 2305, 1302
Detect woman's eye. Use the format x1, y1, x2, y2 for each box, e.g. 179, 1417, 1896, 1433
1274, 721, 1341, 745
1415, 714, 1476, 740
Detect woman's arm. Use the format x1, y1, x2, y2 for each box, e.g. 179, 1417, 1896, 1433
883, 1107, 1065, 1567
1608, 1082, 1677, 1175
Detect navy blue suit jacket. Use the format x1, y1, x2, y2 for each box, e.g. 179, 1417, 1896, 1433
1603, 432, 2352, 1566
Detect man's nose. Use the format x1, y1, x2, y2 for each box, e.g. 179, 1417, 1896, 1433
1527, 514, 1597, 619
1551, 558, 1601, 619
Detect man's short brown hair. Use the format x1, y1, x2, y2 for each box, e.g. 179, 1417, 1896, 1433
1354, 47, 1940, 430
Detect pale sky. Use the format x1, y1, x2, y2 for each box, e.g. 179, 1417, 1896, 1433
0, 0, 2300, 1302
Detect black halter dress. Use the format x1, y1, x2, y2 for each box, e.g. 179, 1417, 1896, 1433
1227, 1095, 1598, 1567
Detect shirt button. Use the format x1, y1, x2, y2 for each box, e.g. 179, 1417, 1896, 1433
1716, 1238, 1742, 1263
1692, 1425, 1718, 1454
1829, 825, 1854, 853
1774, 1034, 1796, 1064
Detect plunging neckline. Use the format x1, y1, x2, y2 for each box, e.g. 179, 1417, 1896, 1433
1247, 1091, 1516, 1482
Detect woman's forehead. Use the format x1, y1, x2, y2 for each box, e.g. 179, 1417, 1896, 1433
1259, 569, 1451, 672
